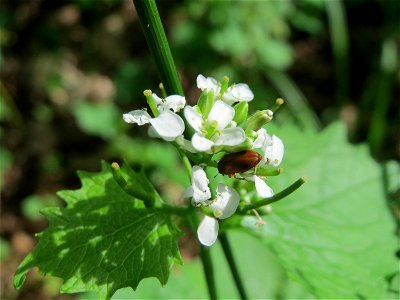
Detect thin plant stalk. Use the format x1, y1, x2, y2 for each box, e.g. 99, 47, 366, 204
132, 0, 183, 95
219, 233, 248, 300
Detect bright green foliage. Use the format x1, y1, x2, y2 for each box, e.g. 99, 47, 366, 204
72, 101, 121, 139
13, 162, 182, 300
241, 122, 398, 298
79, 231, 312, 299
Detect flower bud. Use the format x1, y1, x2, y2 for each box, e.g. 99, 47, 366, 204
221, 137, 253, 153
241, 109, 273, 131
197, 90, 215, 118
219, 76, 229, 96
233, 102, 249, 125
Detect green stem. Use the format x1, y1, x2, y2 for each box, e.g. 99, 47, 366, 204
219, 233, 248, 300
326, 0, 349, 105
132, 0, 183, 96
239, 177, 307, 214
200, 246, 217, 300
367, 38, 397, 156
178, 149, 192, 178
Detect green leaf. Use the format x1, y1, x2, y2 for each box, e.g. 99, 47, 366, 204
80, 231, 312, 299
72, 101, 121, 139
14, 162, 182, 300
241, 122, 398, 298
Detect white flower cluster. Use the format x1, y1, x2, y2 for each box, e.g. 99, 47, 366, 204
123, 74, 284, 246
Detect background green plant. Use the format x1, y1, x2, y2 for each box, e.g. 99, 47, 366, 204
1, 0, 399, 299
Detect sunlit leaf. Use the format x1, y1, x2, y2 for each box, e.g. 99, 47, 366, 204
241, 122, 398, 298
14, 162, 182, 300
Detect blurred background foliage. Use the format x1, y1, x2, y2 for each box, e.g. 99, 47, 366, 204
0, 0, 398, 299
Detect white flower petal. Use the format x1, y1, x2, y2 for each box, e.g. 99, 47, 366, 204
149, 110, 185, 141
152, 93, 163, 106
191, 166, 211, 204
197, 216, 219, 246
123, 110, 151, 125
176, 135, 198, 153
196, 74, 208, 90
192, 133, 214, 152
184, 105, 204, 132
254, 175, 274, 198
215, 127, 246, 146
210, 184, 240, 219
207, 100, 234, 130
196, 74, 220, 95
265, 135, 284, 166
222, 83, 254, 105
253, 128, 270, 149
165, 95, 186, 112
148, 126, 161, 138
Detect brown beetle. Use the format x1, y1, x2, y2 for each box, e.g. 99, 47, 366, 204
217, 150, 262, 178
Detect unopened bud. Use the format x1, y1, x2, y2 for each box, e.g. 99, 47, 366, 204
111, 162, 120, 170
219, 76, 230, 96
233, 102, 249, 125
241, 110, 273, 131
222, 137, 253, 153
197, 90, 214, 118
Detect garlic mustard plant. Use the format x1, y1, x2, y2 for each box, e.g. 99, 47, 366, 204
123, 74, 292, 246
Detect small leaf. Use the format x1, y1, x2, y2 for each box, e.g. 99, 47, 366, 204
14, 162, 182, 299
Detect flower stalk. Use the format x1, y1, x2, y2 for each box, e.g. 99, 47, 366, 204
132, 0, 183, 95
219, 233, 248, 300
238, 176, 307, 214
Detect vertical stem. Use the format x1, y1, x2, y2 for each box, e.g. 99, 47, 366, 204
326, 0, 349, 105
219, 233, 248, 300
132, 0, 184, 95
200, 246, 218, 300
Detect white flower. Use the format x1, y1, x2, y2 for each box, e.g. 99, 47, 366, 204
123, 93, 186, 142
222, 83, 254, 105
152, 93, 186, 113
184, 100, 246, 152
183, 166, 241, 246
122, 109, 151, 125
196, 183, 240, 246
197, 74, 220, 96
196, 74, 254, 106
253, 128, 284, 167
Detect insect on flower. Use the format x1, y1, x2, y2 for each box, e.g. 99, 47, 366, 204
217, 150, 262, 178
